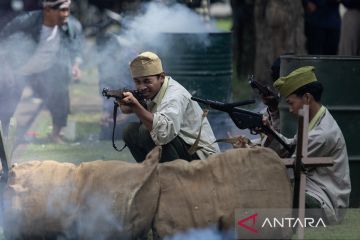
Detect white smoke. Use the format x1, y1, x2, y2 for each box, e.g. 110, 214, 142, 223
72, 193, 123, 240
96, 1, 218, 109
5, 182, 124, 239
96, 1, 219, 80
118, 1, 218, 49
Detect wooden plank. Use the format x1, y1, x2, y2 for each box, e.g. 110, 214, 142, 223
0, 127, 9, 183
293, 105, 308, 239
292, 105, 306, 210
283, 157, 333, 168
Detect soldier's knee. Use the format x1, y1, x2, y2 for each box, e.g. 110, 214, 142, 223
122, 122, 140, 143
138, 123, 149, 135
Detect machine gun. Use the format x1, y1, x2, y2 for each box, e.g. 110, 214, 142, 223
102, 88, 147, 151
191, 97, 293, 153
248, 75, 280, 104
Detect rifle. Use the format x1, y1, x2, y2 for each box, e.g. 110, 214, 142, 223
191, 97, 293, 153
102, 88, 147, 151
248, 75, 280, 102
102, 88, 147, 109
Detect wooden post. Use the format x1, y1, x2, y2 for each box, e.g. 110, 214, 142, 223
282, 105, 334, 239
0, 127, 9, 183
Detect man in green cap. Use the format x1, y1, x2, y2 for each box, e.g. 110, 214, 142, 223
262, 66, 351, 224
118, 51, 220, 163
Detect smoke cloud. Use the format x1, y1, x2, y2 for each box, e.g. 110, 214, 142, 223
96, 1, 219, 89
118, 1, 218, 49
96, 1, 218, 113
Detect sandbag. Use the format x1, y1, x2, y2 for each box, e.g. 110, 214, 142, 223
74, 146, 160, 239
3, 160, 77, 238
153, 147, 293, 238
2, 146, 161, 239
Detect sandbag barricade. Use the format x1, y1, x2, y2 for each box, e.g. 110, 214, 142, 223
1, 147, 292, 239
2, 146, 161, 239
153, 147, 293, 238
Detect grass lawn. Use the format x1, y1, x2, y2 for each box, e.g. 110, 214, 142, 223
12, 67, 135, 164
15, 140, 134, 164
303, 209, 360, 239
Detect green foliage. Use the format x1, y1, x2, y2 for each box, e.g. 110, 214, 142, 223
214, 17, 232, 31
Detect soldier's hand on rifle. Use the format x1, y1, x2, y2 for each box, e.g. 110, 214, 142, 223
248, 77, 279, 112
118, 91, 144, 114
260, 115, 276, 141
117, 92, 133, 114
262, 115, 271, 128
261, 95, 279, 113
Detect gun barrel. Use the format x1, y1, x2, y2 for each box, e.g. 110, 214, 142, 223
101, 88, 107, 97
191, 97, 255, 111
102, 88, 124, 99
191, 97, 225, 110
249, 79, 280, 99
249, 80, 269, 95
227, 99, 256, 108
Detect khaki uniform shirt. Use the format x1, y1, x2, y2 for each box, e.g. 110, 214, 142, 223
265, 106, 351, 223
148, 76, 220, 159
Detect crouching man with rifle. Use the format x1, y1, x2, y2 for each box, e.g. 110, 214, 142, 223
193, 67, 351, 224
103, 51, 220, 163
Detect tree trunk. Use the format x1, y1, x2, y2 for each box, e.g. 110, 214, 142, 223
230, 0, 255, 81
254, 0, 306, 84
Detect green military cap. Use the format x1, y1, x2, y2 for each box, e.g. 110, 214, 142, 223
273, 66, 317, 97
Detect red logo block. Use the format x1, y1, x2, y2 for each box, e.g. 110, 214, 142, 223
237, 213, 258, 233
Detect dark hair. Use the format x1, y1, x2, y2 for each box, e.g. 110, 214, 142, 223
292, 81, 323, 102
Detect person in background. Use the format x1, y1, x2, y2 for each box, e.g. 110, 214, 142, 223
338, 0, 360, 55
262, 66, 351, 224
0, 0, 83, 143
118, 51, 220, 163
303, 0, 341, 54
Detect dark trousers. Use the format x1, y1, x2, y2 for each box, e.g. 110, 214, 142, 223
305, 193, 322, 208
123, 122, 199, 163
305, 193, 327, 223
305, 23, 340, 55
29, 78, 70, 128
